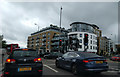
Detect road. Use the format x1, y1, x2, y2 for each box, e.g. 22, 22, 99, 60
0, 57, 120, 77
42, 58, 120, 77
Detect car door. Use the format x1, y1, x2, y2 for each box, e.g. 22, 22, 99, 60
64, 52, 75, 69
58, 52, 69, 68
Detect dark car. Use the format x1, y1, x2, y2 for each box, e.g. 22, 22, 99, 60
3, 48, 43, 77
110, 55, 120, 61
39, 52, 50, 57
44, 52, 63, 59
55, 51, 108, 75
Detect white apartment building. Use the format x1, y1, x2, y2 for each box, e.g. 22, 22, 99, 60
68, 22, 99, 53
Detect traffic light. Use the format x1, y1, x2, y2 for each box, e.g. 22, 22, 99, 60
69, 37, 72, 44
84, 34, 88, 46
76, 39, 79, 48
59, 39, 62, 47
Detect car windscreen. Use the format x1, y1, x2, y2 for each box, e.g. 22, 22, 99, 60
115, 55, 120, 57
78, 52, 101, 58
12, 50, 38, 57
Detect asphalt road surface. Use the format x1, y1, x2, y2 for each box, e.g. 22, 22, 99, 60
0, 57, 120, 77
41, 58, 120, 77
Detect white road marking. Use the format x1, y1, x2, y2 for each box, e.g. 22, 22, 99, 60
44, 64, 58, 73
46, 64, 55, 65
107, 71, 117, 73
47, 60, 55, 62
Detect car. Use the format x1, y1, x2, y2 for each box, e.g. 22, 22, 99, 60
3, 48, 43, 77
44, 52, 63, 59
55, 51, 108, 75
110, 55, 120, 61
39, 52, 50, 57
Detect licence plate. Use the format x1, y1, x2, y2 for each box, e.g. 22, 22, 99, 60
96, 61, 103, 64
18, 67, 32, 72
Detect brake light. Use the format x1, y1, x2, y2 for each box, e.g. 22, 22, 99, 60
34, 58, 41, 62
5, 72, 9, 75
104, 60, 107, 62
6, 59, 16, 63
83, 60, 93, 63
22, 49, 28, 50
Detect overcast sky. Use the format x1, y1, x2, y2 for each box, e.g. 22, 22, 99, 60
0, 0, 119, 48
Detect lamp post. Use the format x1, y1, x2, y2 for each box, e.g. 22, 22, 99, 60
59, 7, 62, 53
34, 23, 39, 31
34, 23, 39, 52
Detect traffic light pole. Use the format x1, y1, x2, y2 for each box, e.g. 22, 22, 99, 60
84, 46, 88, 52
59, 7, 62, 53
84, 34, 88, 52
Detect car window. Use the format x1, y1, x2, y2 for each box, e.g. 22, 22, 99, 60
74, 53, 80, 57
115, 55, 120, 57
78, 52, 100, 58
62, 52, 69, 58
12, 50, 38, 57
67, 52, 75, 58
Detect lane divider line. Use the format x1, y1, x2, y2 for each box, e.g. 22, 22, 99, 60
43, 64, 58, 73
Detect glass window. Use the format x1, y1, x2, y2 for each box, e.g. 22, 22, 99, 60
79, 39, 82, 43
48, 37, 50, 39
48, 33, 50, 35
79, 45, 82, 48
79, 34, 82, 37
91, 35, 92, 39
91, 40, 92, 44
62, 52, 69, 58
13, 51, 37, 57
67, 52, 75, 58
90, 46, 92, 49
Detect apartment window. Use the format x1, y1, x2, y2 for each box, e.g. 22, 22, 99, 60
79, 39, 82, 43
48, 33, 50, 35
90, 46, 92, 49
48, 45, 50, 48
79, 34, 82, 37
48, 41, 50, 44
79, 45, 82, 48
48, 37, 50, 39
91, 40, 92, 44
91, 35, 92, 39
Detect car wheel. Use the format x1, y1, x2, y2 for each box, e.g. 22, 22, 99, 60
56, 61, 60, 68
72, 64, 78, 75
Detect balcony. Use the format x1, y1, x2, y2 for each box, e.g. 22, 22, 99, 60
36, 37, 40, 39
42, 39, 46, 42
43, 35, 46, 38
31, 38, 34, 40
51, 42, 59, 46
51, 38, 59, 42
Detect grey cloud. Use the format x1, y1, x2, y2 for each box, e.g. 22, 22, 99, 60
1, 2, 118, 47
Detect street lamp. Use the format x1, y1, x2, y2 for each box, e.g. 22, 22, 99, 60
34, 23, 39, 31
34, 23, 40, 52
59, 6, 62, 53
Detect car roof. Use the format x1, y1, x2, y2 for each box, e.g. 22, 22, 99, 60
13, 48, 36, 51
67, 51, 101, 57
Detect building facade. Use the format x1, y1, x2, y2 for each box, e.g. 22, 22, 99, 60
68, 22, 98, 53
99, 36, 115, 56
27, 24, 68, 53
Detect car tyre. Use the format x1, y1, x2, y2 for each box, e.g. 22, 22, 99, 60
72, 64, 78, 75
55, 61, 60, 68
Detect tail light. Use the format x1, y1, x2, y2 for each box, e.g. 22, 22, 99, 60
83, 60, 93, 63
6, 59, 16, 63
104, 60, 107, 62
34, 58, 41, 62
5, 72, 9, 75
